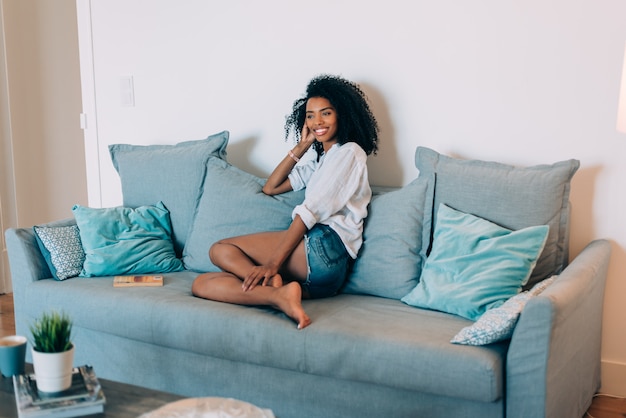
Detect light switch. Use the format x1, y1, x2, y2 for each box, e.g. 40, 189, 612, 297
120, 76, 135, 107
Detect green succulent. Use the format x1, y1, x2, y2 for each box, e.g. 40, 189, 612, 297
29, 311, 73, 353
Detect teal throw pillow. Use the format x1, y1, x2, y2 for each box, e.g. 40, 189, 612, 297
401, 204, 549, 321
451, 276, 557, 345
109, 131, 229, 256
33, 225, 85, 280
182, 157, 304, 272
73, 201, 183, 277
343, 177, 431, 299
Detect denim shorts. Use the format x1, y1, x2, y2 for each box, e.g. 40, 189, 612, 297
302, 223, 351, 299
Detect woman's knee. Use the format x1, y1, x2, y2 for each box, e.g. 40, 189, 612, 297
209, 241, 229, 264
208, 243, 219, 264
191, 274, 207, 297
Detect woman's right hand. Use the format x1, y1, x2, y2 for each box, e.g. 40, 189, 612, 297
300, 124, 316, 149
243, 264, 280, 291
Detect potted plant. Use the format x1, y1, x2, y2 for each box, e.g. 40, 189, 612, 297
29, 310, 74, 392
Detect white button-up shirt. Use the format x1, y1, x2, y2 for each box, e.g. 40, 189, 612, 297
288, 142, 371, 258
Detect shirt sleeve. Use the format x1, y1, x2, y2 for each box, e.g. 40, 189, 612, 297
288, 159, 318, 192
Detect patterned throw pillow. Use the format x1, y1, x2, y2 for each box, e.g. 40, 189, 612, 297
450, 276, 557, 345
34, 225, 85, 280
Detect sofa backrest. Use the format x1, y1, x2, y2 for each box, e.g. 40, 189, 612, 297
109, 131, 229, 256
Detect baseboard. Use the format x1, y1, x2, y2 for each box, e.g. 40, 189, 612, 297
600, 360, 626, 397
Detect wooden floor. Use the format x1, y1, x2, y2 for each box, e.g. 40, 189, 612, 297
0, 293, 16, 341
0, 293, 624, 417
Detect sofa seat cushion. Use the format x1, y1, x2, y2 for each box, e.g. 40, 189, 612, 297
23, 274, 505, 403
302, 295, 506, 402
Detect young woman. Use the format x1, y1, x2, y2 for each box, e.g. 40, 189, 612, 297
191, 74, 379, 329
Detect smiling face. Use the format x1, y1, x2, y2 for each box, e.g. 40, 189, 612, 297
305, 97, 338, 152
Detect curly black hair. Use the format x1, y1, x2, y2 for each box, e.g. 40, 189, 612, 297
285, 74, 379, 158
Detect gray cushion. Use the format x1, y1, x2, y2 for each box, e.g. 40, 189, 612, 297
415, 146, 579, 288
182, 157, 304, 272
109, 131, 229, 256
344, 177, 431, 299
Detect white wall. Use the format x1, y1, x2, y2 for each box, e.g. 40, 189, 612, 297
0, 0, 88, 292
78, 0, 626, 395
2, 0, 87, 227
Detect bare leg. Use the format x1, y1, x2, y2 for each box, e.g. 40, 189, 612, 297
209, 231, 308, 283
265, 274, 283, 288
192, 229, 311, 328
192, 272, 311, 329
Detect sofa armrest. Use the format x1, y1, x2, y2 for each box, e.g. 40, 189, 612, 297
5, 227, 52, 285
4, 218, 76, 334
506, 239, 611, 418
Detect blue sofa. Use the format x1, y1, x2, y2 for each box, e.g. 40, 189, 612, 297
5, 132, 610, 418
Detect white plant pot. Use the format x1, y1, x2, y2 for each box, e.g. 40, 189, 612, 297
32, 345, 75, 393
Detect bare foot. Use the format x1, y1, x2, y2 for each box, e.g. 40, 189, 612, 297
274, 282, 311, 330
265, 273, 283, 288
